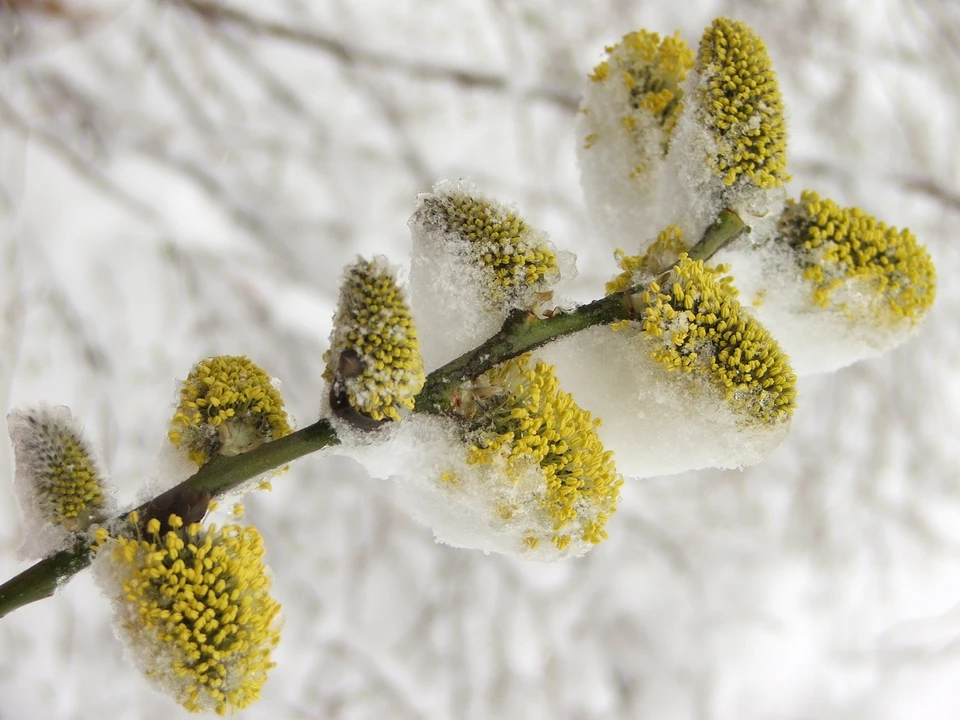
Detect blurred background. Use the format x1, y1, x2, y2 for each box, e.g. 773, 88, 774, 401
1, 0, 959, 718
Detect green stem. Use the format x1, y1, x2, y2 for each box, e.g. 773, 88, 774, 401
0, 210, 743, 619
415, 208, 745, 412
0, 419, 339, 619
0, 545, 92, 618
687, 209, 746, 262
415, 294, 628, 413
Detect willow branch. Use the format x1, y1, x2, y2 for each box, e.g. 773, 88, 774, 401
0, 419, 340, 618
0, 210, 743, 619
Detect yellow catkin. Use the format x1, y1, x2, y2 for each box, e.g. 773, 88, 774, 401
587, 29, 694, 153
695, 17, 788, 189
107, 518, 281, 715
779, 191, 936, 322
169, 356, 291, 467
464, 354, 623, 547
8, 406, 109, 531
419, 193, 559, 306
638, 254, 796, 423
323, 257, 425, 423
48, 437, 101, 523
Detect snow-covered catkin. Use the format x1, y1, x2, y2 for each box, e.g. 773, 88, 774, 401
447, 353, 623, 557
577, 30, 695, 255
716, 191, 937, 374
661, 17, 789, 247
323, 256, 425, 428
344, 354, 622, 561
629, 254, 795, 424
7, 405, 114, 558
693, 18, 788, 192
540, 245, 796, 478
168, 355, 292, 467
96, 513, 281, 715
408, 180, 573, 370
780, 192, 935, 324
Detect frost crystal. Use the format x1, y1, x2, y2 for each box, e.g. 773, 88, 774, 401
168, 356, 292, 467
324, 256, 425, 427
8, 405, 113, 558
717, 191, 937, 374
541, 251, 795, 477
409, 180, 572, 370
577, 30, 695, 254
97, 515, 281, 715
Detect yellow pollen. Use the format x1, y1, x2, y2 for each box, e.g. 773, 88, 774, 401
418, 193, 560, 308
584, 29, 694, 162
463, 354, 622, 549
607, 226, 688, 293
105, 517, 281, 715
778, 191, 936, 323
695, 18, 788, 189
635, 254, 796, 423
169, 356, 291, 467
8, 406, 109, 531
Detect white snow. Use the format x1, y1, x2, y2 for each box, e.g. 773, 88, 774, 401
334, 412, 609, 561
1, 2, 958, 719
716, 239, 928, 375
538, 325, 790, 478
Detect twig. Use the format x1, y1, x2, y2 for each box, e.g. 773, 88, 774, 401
0, 211, 743, 619
0, 418, 339, 618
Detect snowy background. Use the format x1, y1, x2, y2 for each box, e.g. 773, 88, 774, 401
2, 0, 960, 718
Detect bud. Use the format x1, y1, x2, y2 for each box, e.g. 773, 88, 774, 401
409, 180, 573, 369
577, 30, 695, 254
168, 356, 292, 466
324, 257, 425, 428
541, 251, 796, 477
7, 405, 114, 558
718, 191, 937, 374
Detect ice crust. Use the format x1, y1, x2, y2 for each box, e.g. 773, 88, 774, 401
716, 241, 923, 375
537, 325, 790, 478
